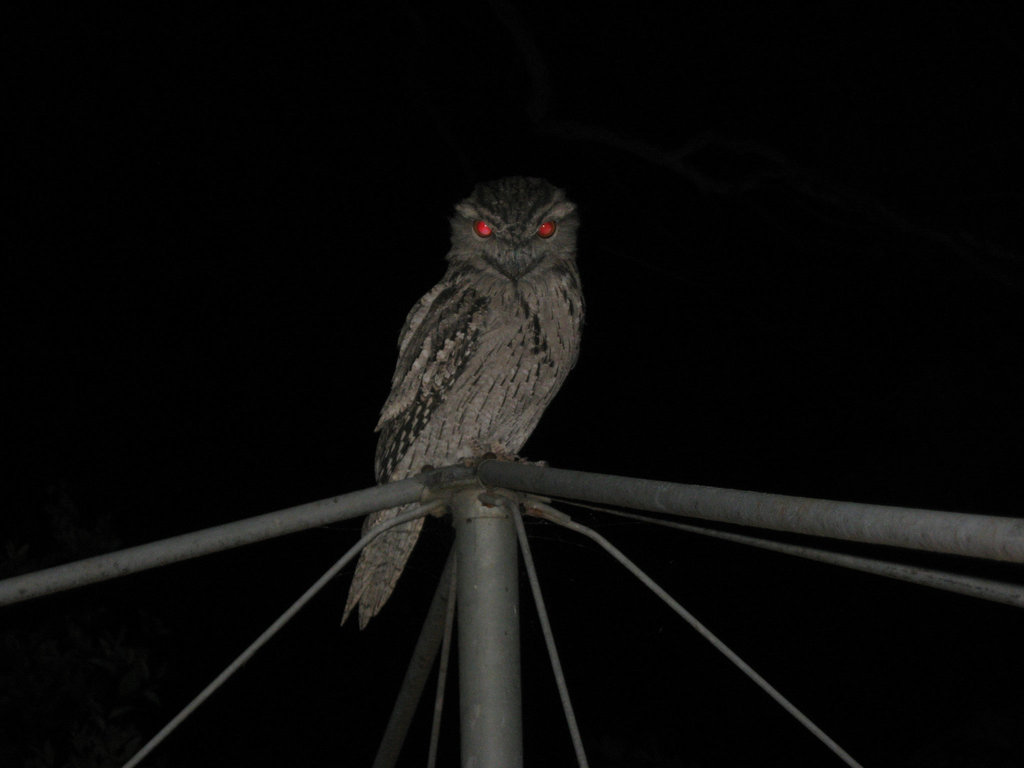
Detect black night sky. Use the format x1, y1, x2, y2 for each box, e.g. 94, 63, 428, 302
5, 3, 1024, 766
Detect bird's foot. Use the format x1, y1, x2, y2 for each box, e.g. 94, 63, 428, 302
464, 439, 547, 466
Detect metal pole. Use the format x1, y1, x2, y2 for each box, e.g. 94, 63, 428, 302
478, 461, 1024, 562
452, 489, 523, 768
0, 465, 474, 606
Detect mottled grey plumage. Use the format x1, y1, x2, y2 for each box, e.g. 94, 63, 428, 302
343, 176, 584, 628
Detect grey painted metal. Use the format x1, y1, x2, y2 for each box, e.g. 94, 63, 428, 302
452, 489, 523, 768
538, 505, 864, 768
428, 560, 459, 768
480, 461, 1024, 562
600, 508, 1024, 608
123, 503, 438, 768
512, 507, 590, 767
0, 465, 473, 607
373, 547, 457, 768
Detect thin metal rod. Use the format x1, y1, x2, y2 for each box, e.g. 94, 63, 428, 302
512, 508, 590, 768
427, 557, 458, 768
0, 465, 473, 607
372, 546, 457, 768
480, 461, 1024, 562
532, 504, 864, 768
589, 505, 1024, 608
121, 503, 439, 768
452, 489, 523, 768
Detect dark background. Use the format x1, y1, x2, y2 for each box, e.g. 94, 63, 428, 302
5, 2, 1024, 766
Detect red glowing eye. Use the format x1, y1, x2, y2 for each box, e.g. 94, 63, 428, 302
537, 221, 556, 238
473, 220, 493, 237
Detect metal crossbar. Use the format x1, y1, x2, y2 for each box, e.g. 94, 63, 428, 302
5, 461, 1020, 610
478, 461, 1024, 562
0, 465, 474, 607
3, 460, 1021, 767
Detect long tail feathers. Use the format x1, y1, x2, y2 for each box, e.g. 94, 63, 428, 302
343, 508, 426, 629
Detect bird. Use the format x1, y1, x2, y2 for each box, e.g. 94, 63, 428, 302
343, 176, 584, 629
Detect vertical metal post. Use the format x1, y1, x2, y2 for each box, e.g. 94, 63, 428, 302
452, 489, 523, 768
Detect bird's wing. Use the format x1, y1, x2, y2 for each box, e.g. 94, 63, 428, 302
374, 279, 489, 481
343, 279, 489, 629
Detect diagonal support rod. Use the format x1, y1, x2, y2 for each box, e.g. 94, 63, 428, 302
586, 505, 1024, 608
512, 506, 589, 767
427, 561, 458, 768
532, 504, 864, 768
372, 546, 457, 768
122, 502, 440, 768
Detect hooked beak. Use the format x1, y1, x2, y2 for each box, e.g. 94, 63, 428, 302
486, 248, 540, 279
